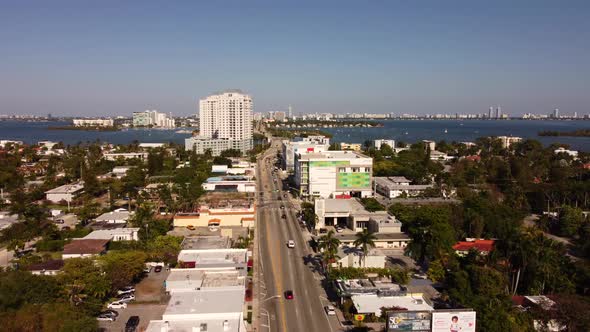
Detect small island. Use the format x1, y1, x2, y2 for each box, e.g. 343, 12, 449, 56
538, 129, 590, 137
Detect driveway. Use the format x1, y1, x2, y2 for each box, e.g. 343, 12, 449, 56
135, 269, 169, 302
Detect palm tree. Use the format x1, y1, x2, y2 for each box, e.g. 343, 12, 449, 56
317, 230, 341, 273
353, 229, 377, 267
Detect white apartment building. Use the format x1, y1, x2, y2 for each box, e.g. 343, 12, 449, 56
374, 139, 395, 150
72, 118, 114, 127
294, 150, 373, 198
132, 110, 175, 128
497, 136, 522, 149
199, 90, 253, 153
185, 136, 232, 156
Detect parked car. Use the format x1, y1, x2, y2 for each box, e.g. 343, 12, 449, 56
125, 316, 140, 332
101, 310, 119, 318
319, 228, 328, 234
118, 294, 135, 302
97, 313, 116, 322
143, 265, 152, 273
187, 225, 195, 231
281, 214, 287, 219
324, 305, 336, 316
284, 290, 294, 300
54, 219, 65, 224
107, 301, 127, 309
413, 273, 428, 280
117, 286, 135, 295
335, 227, 344, 233
154, 265, 163, 273
280, 205, 285, 209
287, 240, 295, 248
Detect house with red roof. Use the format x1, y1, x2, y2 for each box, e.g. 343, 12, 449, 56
452, 239, 495, 257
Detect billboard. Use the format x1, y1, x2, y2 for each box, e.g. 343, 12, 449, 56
386, 311, 432, 332
431, 311, 476, 332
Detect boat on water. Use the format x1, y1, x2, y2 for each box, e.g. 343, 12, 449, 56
444, 129, 448, 133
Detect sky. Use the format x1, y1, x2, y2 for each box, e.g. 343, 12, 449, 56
1, 0, 589, 117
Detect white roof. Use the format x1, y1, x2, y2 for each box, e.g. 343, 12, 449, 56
177, 249, 248, 268
163, 289, 245, 317
166, 269, 245, 292
95, 210, 131, 222
45, 183, 84, 194
352, 294, 433, 315
298, 150, 371, 161
323, 199, 365, 213
83, 228, 139, 240
146, 317, 245, 332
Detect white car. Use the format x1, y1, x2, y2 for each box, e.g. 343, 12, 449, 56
118, 294, 135, 302
96, 314, 116, 322
107, 301, 127, 309
117, 286, 135, 295
335, 227, 344, 233
287, 240, 295, 248
324, 305, 336, 316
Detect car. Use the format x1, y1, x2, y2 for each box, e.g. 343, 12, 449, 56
54, 219, 65, 224
287, 240, 295, 248
61, 226, 71, 231
335, 227, 344, 233
125, 316, 140, 332
413, 273, 428, 280
143, 265, 152, 273
280, 205, 285, 209
186, 225, 195, 231
281, 214, 286, 219
117, 286, 135, 295
319, 228, 328, 234
324, 305, 336, 316
118, 294, 135, 302
107, 301, 127, 309
97, 313, 116, 321
283, 194, 287, 198
284, 290, 294, 300
101, 310, 119, 318
154, 265, 163, 273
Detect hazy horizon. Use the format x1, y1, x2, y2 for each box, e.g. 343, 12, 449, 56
1, 1, 589, 117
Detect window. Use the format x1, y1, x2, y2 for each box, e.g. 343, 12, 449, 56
338, 167, 346, 173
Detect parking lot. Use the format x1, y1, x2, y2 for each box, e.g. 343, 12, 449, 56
98, 303, 166, 332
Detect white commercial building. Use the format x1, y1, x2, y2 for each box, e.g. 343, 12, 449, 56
202, 176, 256, 193
374, 139, 395, 150
45, 183, 84, 203
497, 136, 522, 149
0, 140, 23, 148
72, 118, 114, 127
199, 90, 253, 153
294, 151, 373, 199
282, 139, 330, 172
375, 176, 433, 198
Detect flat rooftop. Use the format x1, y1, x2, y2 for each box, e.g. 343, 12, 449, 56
181, 236, 231, 250
177, 249, 248, 267
323, 198, 365, 214
352, 294, 433, 314
45, 182, 84, 194
298, 150, 371, 160
163, 289, 244, 317
146, 317, 244, 332
166, 269, 245, 290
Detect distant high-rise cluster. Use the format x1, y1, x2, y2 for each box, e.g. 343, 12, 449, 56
132, 110, 175, 128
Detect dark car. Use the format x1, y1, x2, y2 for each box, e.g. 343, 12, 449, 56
319, 228, 328, 234
125, 316, 140, 332
281, 214, 286, 219
154, 265, 163, 273
284, 290, 294, 300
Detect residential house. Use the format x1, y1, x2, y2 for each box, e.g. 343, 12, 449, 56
62, 239, 109, 259
45, 182, 84, 203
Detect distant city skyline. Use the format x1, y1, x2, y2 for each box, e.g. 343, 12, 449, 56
1, 1, 589, 116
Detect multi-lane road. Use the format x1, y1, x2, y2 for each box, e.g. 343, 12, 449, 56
255, 138, 340, 332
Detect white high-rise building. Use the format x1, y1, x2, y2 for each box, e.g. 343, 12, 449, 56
199, 90, 253, 153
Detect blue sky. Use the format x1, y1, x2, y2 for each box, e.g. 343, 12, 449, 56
1, 0, 589, 116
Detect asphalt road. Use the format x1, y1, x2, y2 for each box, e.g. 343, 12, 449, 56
256, 139, 336, 332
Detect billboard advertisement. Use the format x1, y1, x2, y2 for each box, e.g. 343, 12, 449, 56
386, 311, 431, 332
431, 311, 476, 332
